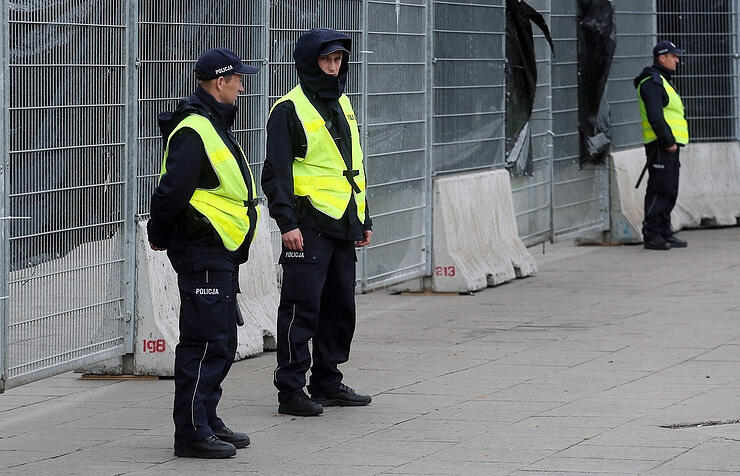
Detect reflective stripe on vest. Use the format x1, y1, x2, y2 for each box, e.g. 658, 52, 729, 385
638, 75, 689, 145
270, 85, 366, 222
160, 114, 259, 251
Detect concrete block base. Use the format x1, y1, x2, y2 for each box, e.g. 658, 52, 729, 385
610, 143, 740, 243
430, 169, 537, 293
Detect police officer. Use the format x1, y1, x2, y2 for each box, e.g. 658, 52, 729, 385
263, 28, 373, 416
634, 40, 689, 250
148, 48, 259, 458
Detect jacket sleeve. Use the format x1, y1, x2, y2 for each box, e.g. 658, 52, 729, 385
639, 79, 676, 148
263, 103, 300, 234
147, 129, 205, 248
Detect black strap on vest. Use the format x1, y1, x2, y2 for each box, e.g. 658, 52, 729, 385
343, 169, 362, 194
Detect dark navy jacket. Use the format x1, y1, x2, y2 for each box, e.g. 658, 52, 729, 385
262, 29, 372, 241
147, 87, 256, 273
634, 63, 680, 149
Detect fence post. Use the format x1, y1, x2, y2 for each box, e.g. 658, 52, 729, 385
425, 0, 434, 276
360, 0, 369, 293
122, 0, 139, 362
734, 0, 740, 142
0, 0, 9, 393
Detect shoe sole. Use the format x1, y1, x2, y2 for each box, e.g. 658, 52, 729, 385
313, 397, 371, 407
277, 406, 323, 416
216, 438, 250, 449
174, 446, 236, 458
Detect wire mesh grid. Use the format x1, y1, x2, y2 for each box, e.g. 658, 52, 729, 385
510, 0, 554, 246
550, 1, 608, 237
6, 2, 128, 382
608, 1, 656, 150
362, 0, 429, 288
658, 0, 738, 142
432, 0, 506, 175
136, 0, 267, 217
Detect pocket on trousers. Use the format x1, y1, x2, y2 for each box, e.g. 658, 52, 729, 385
178, 272, 234, 341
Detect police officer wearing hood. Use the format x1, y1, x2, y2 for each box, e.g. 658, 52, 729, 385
148, 48, 259, 458
263, 28, 372, 416
634, 40, 689, 250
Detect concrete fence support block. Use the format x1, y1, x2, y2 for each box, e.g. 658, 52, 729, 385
84, 206, 278, 376
611, 143, 740, 242
431, 169, 537, 293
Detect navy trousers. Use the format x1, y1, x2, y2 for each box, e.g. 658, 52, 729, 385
643, 143, 680, 240
173, 269, 238, 444
273, 227, 357, 402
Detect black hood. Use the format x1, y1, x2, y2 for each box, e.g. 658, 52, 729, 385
157, 86, 237, 142
294, 28, 351, 99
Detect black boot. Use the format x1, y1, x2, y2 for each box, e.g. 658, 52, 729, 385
644, 236, 671, 250
278, 391, 323, 416
663, 235, 687, 248
174, 435, 236, 458
312, 384, 372, 407
213, 426, 250, 449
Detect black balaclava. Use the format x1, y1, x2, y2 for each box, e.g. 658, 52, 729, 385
294, 28, 351, 99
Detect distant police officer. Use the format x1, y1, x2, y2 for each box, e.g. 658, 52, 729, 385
263, 28, 373, 416
634, 40, 689, 250
148, 48, 259, 458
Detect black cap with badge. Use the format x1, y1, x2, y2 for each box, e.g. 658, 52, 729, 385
194, 48, 259, 80
653, 40, 685, 57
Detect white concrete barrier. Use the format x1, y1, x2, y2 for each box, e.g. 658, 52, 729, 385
431, 169, 537, 293
611, 143, 740, 242
84, 205, 277, 376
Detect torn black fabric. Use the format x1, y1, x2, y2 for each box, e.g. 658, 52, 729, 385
505, 0, 554, 176
577, 0, 616, 166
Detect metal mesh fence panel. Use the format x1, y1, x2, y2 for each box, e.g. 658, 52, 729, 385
510, 0, 553, 246
363, 0, 429, 289
550, 1, 608, 238
5, 1, 128, 385
432, 0, 506, 174
609, 1, 656, 150
137, 1, 267, 217
658, 0, 738, 142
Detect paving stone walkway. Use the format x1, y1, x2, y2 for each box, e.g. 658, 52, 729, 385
1, 227, 739, 475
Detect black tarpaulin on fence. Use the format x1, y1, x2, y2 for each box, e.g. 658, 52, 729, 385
505, 0, 554, 176
577, 0, 616, 166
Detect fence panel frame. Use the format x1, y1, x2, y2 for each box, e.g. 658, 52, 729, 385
122, 0, 139, 357
0, 0, 9, 394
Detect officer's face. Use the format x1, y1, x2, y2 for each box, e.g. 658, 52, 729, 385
318, 51, 343, 77
218, 74, 245, 104
658, 53, 680, 72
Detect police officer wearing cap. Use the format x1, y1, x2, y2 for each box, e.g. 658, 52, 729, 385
262, 28, 373, 416
148, 48, 259, 458
634, 40, 690, 250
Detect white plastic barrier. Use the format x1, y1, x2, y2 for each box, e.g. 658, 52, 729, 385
432, 169, 537, 293
611, 143, 740, 242
85, 206, 278, 376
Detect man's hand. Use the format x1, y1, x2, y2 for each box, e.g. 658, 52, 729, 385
355, 230, 372, 248
149, 243, 166, 251
282, 228, 304, 251
666, 144, 678, 153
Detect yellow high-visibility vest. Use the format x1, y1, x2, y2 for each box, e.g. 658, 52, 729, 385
270, 85, 366, 222
160, 114, 259, 251
638, 75, 689, 145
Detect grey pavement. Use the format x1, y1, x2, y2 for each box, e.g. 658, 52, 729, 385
1, 227, 739, 475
